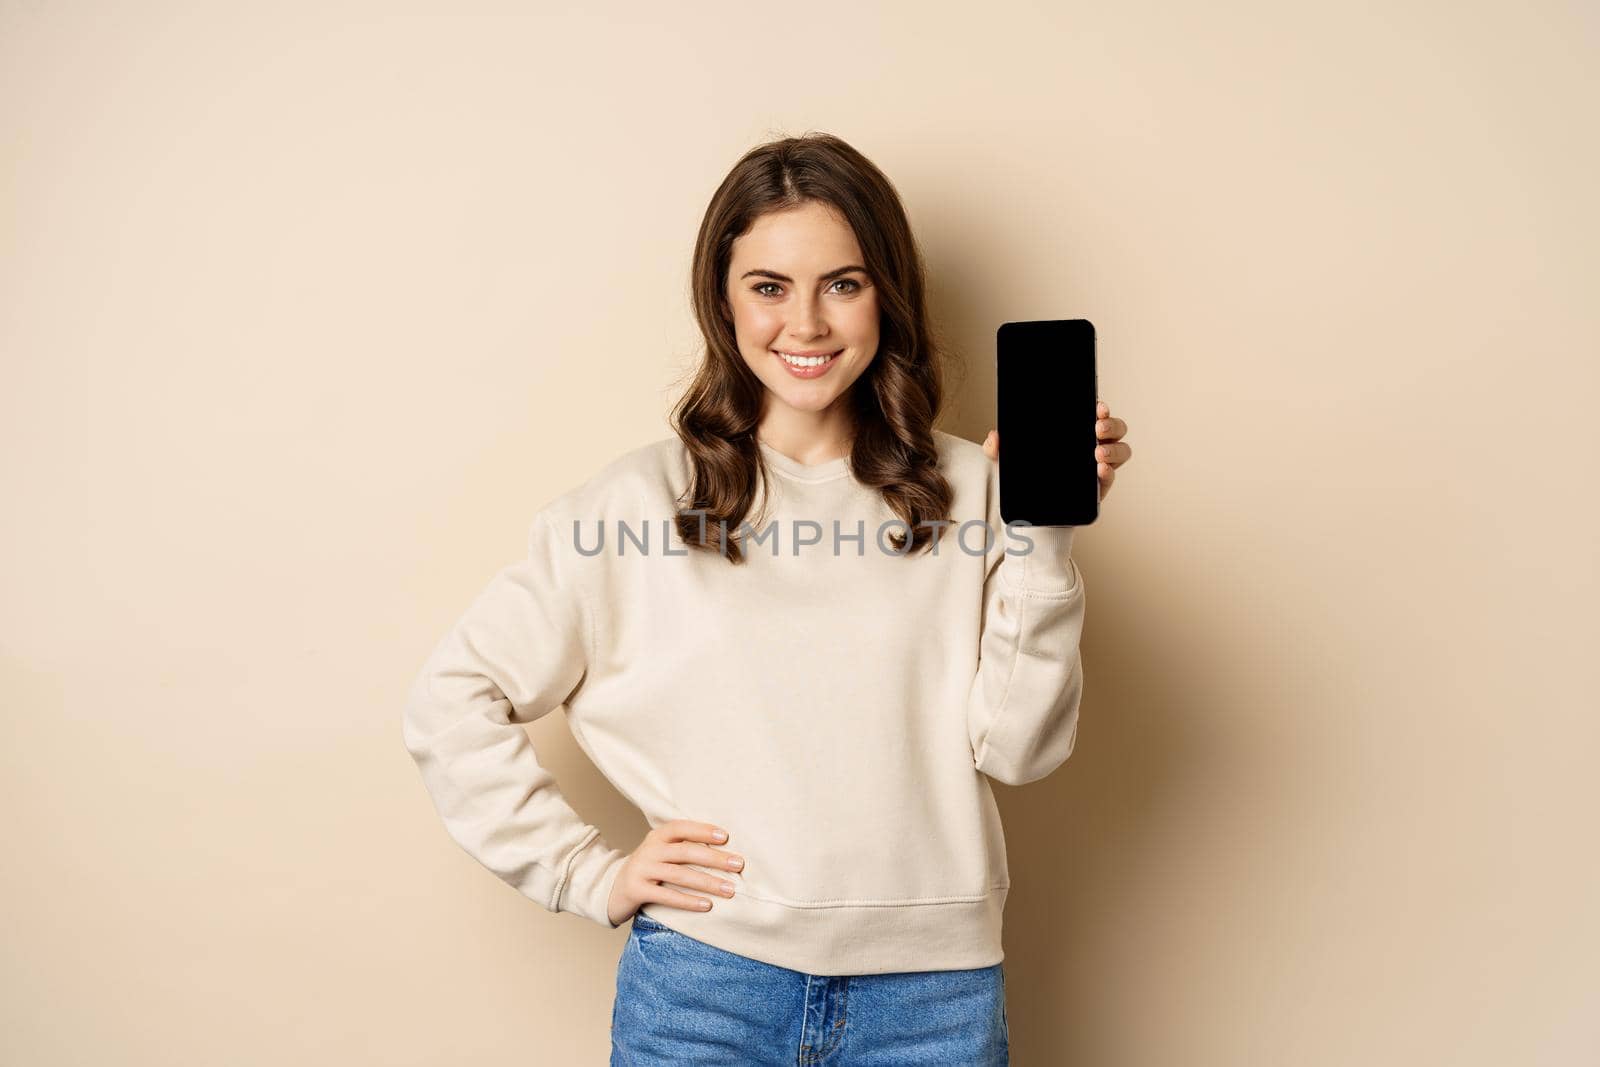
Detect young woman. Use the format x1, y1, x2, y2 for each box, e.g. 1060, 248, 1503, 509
403, 132, 1133, 1065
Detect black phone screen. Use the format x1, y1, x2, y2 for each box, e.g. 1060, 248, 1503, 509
996, 318, 1099, 528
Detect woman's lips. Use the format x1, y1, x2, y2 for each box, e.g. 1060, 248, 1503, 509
772, 348, 842, 379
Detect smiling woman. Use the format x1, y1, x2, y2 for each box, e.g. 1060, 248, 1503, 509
402, 131, 1106, 1067
728, 205, 880, 427
671, 133, 954, 562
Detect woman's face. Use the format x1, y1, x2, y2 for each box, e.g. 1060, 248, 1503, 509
724, 200, 880, 424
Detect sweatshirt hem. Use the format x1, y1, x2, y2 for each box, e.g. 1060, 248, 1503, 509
632, 884, 1010, 977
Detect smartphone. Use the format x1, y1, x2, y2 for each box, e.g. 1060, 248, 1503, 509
996, 318, 1099, 527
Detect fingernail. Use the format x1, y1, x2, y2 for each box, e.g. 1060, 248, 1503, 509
712, 830, 727, 841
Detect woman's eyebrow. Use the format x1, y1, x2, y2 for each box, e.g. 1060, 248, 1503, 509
739, 264, 868, 283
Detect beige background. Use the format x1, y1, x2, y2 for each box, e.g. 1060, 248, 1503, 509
2, 1, 1595, 1063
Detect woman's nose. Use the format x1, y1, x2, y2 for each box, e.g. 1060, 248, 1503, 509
790, 296, 828, 337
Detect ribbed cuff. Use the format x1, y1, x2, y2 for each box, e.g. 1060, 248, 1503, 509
1000, 524, 1078, 595
558, 833, 631, 929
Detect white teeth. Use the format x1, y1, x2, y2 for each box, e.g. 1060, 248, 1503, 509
776, 350, 837, 367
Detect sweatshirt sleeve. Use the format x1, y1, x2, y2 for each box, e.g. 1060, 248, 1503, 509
402, 509, 630, 929
966, 521, 1088, 785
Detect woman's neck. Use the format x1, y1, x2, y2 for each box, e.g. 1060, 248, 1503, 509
754, 414, 854, 467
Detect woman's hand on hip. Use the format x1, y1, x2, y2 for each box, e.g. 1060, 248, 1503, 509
606, 819, 746, 926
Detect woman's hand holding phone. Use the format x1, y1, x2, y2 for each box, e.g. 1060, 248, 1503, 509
985, 399, 1132, 504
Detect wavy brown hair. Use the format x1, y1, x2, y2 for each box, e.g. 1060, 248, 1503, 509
669, 132, 955, 563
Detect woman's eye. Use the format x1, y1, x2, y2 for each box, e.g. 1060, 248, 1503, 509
752, 278, 862, 298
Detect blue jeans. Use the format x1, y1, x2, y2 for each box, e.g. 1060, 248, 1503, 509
610, 909, 1009, 1065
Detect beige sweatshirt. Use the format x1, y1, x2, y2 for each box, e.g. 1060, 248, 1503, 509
402, 429, 1086, 976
